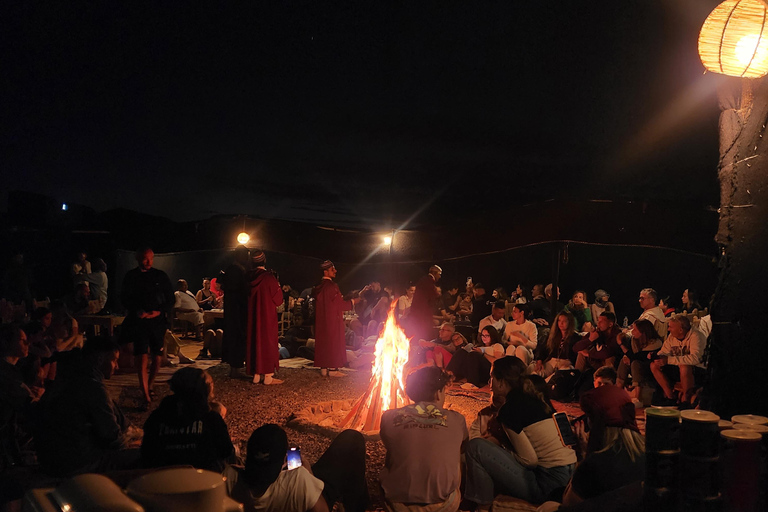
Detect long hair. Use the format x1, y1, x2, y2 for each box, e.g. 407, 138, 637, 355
632, 319, 661, 350
568, 290, 588, 310
526, 374, 555, 414
592, 427, 646, 463
547, 311, 576, 357
683, 289, 702, 311
491, 356, 527, 391
480, 325, 501, 345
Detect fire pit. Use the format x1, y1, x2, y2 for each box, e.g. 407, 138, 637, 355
288, 305, 412, 439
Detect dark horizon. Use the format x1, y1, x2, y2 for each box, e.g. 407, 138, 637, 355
3, 1, 724, 230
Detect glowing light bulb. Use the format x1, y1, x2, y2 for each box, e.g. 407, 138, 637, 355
383, 236, 392, 245
237, 232, 250, 245
735, 33, 768, 66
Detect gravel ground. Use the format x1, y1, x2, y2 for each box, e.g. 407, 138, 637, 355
123, 362, 487, 511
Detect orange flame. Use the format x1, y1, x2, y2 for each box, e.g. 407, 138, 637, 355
339, 302, 411, 432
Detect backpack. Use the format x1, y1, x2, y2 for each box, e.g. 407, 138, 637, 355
549, 369, 581, 402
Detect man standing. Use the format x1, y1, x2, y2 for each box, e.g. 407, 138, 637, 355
409, 265, 443, 342
313, 261, 359, 377
637, 288, 668, 338
245, 250, 284, 385
221, 246, 250, 379
120, 247, 174, 410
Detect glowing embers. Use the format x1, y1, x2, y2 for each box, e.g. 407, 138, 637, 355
339, 303, 411, 433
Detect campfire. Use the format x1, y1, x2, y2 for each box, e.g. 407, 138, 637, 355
338, 303, 411, 432
288, 303, 412, 437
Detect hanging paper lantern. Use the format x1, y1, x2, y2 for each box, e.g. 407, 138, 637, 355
699, 0, 768, 78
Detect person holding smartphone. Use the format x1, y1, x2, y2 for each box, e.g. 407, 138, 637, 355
546, 384, 645, 508
464, 357, 577, 510
227, 424, 369, 512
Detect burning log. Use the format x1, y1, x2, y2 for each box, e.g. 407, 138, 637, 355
339, 303, 411, 433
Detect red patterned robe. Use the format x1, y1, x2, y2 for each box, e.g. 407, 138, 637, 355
245, 269, 283, 375
313, 277, 353, 368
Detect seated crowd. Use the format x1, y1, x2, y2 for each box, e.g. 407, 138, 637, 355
1, 253, 712, 511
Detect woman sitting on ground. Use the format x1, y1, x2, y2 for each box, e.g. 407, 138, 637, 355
464, 356, 577, 510
141, 367, 234, 472
227, 423, 369, 512
615, 319, 663, 395
380, 366, 468, 512
531, 311, 579, 378
446, 325, 504, 388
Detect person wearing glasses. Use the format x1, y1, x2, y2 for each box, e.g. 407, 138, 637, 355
636, 288, 667, 339
446, 325, 504, 388
418, 322, 455, 368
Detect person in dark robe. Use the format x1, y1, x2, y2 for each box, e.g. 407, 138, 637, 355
245, 250, 284, 385
221, 245, 250, 379
313, 260, 360, 377
408, 265, 442, 344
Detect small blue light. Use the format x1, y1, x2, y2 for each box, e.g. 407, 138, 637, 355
61, 203, 68, 211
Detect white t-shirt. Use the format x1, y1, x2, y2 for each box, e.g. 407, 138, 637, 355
504, 320, 538, 350
174, 290, 199, 310
227, 466, 324, 512
478, 315, 507, 335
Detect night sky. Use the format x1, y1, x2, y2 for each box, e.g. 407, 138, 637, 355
3, 1, 724, 229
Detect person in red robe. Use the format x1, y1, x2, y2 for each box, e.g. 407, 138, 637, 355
313, 260, 360, 377
245, 250, 284, 385
408, 265, 443, 345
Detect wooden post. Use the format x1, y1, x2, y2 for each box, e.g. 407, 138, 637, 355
707, 75, 768, 417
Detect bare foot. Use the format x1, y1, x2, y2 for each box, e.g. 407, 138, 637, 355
328, 370, 346, 377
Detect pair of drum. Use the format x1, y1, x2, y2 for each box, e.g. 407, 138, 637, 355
644, 409, 768, 512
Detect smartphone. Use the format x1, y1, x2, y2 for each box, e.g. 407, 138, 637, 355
286, 447, 302, 470
553, 412, 578, 447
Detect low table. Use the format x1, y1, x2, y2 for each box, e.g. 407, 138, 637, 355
76, 314, 126, 336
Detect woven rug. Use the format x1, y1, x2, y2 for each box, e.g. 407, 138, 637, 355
445, 382, 492, 401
